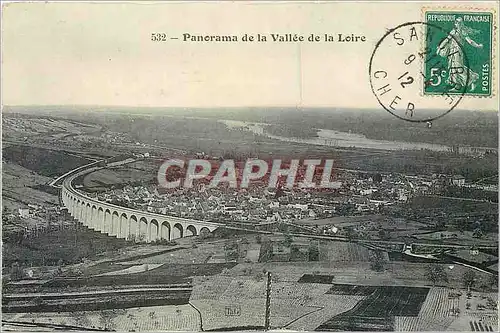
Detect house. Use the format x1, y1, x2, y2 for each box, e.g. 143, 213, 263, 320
452, 175, 466, 187
357, 204, 371, 212
398, 189, 408, 202
18, 208, 32, 219
360, 188, 376, 196
288, 203, 308, 211
469, 247, 479, 256
323, 226, 338, 234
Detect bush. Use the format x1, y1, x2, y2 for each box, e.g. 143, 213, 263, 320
10, 262, 25, 281
150, 239, 178, 246
308, 244, 319, 262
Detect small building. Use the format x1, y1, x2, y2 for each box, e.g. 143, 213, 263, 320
452, 175, 466, 187
18, 208, 32, 219
469, 247, 479, 256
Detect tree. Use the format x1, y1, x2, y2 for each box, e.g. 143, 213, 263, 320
283, 234, 293, 247
488, 274, 498, 290
55, 259, 64, 276
277, 223, 288, 233
255, 235, 262, 244
425, 264, 449, 286
136, 233, 146, 243
378, 229, 390, 240
369, 251, 386, 272
2, 207, 10, 224
472, 227, 484, 238
10, 262, 25, 281
73, 311, 91, 328
98, 310, 115, 331
345, 226, 356, 240
308, 243, 319, 261
435, 220, 446, 230
463, 271, 477, 290
199, 228, 211, 239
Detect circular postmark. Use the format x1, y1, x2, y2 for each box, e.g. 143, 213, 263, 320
369, 21, 470, 123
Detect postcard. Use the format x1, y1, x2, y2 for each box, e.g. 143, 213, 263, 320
1, 1, 498, 332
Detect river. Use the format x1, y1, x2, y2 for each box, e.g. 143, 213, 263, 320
221, 120, 452, 152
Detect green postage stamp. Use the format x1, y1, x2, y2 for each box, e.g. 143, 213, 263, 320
424, 10, 494, 97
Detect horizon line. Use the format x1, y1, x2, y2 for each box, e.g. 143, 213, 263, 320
2, 104, 498, 113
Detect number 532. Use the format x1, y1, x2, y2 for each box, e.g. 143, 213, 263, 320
151, 33, 167, 42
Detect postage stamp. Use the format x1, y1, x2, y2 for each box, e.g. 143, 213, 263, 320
423, 10, 494, 97
369, 21, 468, 122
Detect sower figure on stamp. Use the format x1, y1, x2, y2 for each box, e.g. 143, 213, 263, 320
437, 17, 483, 92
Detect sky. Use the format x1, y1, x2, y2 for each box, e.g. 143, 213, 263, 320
1, 1, 498, 110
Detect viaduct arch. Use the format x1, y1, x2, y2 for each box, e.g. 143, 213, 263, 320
60, 166, 221, 242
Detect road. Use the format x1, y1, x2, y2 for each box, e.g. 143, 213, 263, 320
224, 225, 498, 250
4, 286, 192, 300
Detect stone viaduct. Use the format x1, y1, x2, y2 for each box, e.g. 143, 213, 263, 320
60, 164, 221, 242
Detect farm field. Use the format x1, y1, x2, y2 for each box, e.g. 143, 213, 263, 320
297, 215, 384, 227
236, 261, 393, 285
96, 263, 164, 276
269, 282, 333, 328
191, 276, 235, 300
286, 294, 365, 331
3, 225, 131, 271
446, 317, 498, 332
2, 116, 96, 138
61, 244, 185, 277
2, 304, 200, 331
2, 162, 60, 210
119, 262, 238, 279
120, 241, 226, 265
190, 299, 265, 331
298, 274, 337, 284
319, 241, 375, 262
417, 287, 457, 319
3, 289, 192, 313
409, 196, 497, 211
396, 313, 497, 332
190, 275, 266, 301
190, 275, 266, 330
242, 261, 491, 289
41, 262, 236, 290
414, 231, 498, 243
245, 243, 263, 262
3, 145, 93, 178
188, 271, 499, 331
326, 284, 378, 296
82, 165, 156, 190
317, 285, 430, 331
270, 299, 318, 328
394, 316, 455, 332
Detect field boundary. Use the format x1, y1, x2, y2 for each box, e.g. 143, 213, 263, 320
189, 301, 205, 331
